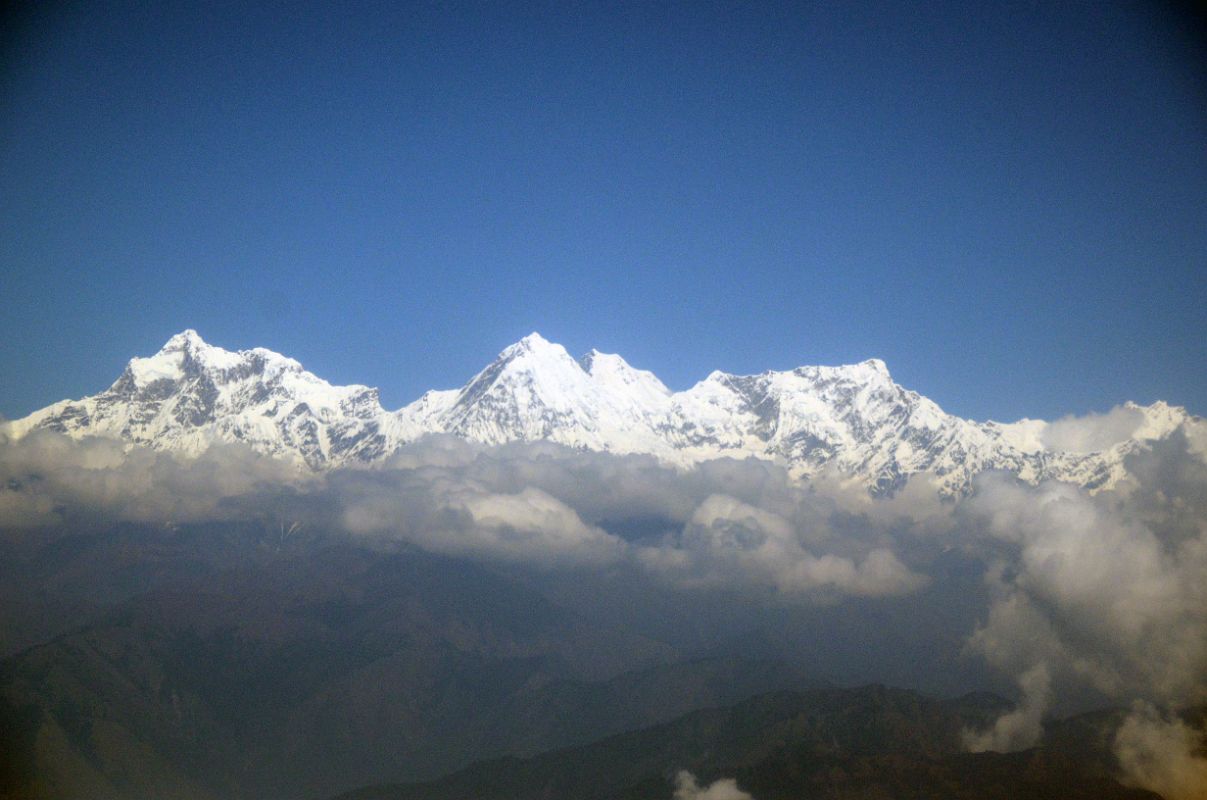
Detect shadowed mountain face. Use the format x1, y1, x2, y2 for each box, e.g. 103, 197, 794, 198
334, 687, 1160, 800
0, 523, 827, 800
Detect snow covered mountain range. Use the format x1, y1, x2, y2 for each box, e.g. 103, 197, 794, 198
4, 330, 1193, 495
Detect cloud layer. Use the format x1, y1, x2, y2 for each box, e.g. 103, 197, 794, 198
0, 431, 933, 599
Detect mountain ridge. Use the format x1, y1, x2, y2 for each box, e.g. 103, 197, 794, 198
330, 684, 1157, 800
3, 330, 1194, 495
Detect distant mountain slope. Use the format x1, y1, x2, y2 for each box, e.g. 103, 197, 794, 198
334, 686, 1159, 800
0, 523, 835, 800
5, 331, 1192, 494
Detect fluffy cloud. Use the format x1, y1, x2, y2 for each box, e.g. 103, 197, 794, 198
333, 467, 622, 569
1185, 418, 1207, 461
962, 663, 1051, 752
637, 494, 926, 598
0, 430, 310, 525
344, 482, 625, 568
672, 771, 754, 800
0, 432, 924, 596
965, 473, 1207, 712
338, 450, 930, 595
1041, 405, 1145, 453
1114, 703, 1207, 800
961, 436, 1207, 797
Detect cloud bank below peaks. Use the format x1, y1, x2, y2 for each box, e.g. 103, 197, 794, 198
0, 431, 929, 601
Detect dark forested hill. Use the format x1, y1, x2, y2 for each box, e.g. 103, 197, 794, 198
0, 523, 817, 800
335, 686, 1158, 800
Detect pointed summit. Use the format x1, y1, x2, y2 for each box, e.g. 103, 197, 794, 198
577, 347, 649, 377
422, 334, 682, 454
862, 358, 889, 375
516, 331, 551, 347
494, 331, 572, 363
449, 333, 591, 422
121, 331, 211, 388
160, 329, 207, 352
138, 329, 244, 379
579, 348, 671, 403
12, 329, 395, 467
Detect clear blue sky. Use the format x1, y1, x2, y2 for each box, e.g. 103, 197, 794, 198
3, 1, 1205, 422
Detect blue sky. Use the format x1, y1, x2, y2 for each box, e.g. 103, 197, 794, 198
3, 1, 1204, 422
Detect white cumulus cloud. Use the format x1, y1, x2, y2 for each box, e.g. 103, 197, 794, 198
672, 771, 754, 800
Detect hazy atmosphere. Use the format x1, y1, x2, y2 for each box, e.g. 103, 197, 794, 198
2, 3, 1205, 800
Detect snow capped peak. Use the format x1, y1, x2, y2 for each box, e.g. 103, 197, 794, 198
126, 329, 208, 384
518, 331, 549, 345
470, 334, 586, 391
579, 349, 671, 399
442, 333, 601, 436
862, 358, 889, 376
159, 328, 207, 351
499, 331, 565, 360
247, 347, 305, 376
696, 359, 890, 390
409, 335, 681, 455
124, 332, 303, 390
13, 331, 395, 468
9, 333, 1196, 495
791, 359, 893, 385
